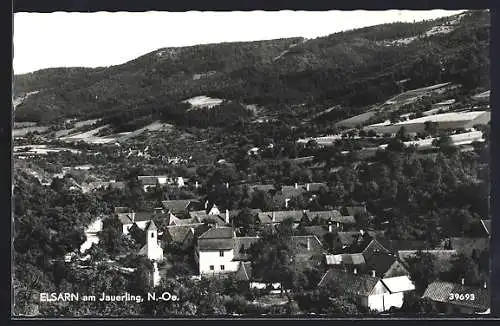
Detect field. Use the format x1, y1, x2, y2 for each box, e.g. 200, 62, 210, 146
364, 111, 490, 134
13, 126, 49, 137
378, 130, 484, 150
336, 111, 378, 128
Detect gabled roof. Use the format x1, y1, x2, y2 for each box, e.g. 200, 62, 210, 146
293, 235, 324, 261
381, 276, 415, 293
146, 220, 157, 231
233, 236, 260, 260
449, 237, 489, 256
162, 199, 197, 212
198, 226, 234, 239
234, 261, 253, 281
423, 281, 489, 310
363, 252, 399, 277
376, 239, 431, 253
307, 211, 355, 224
116, 212, 158, 225
318, 269, 382, 296
258, 210, 306, 224
138, 175, 167, 185
165, 225, 194, 244
250, 184, 276, 192
398, 250, 457, 273
304, 225, 335, 241
325, 253, 365, 266
481, 219, 491, 235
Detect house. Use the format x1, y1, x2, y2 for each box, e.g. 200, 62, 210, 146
138, 221, 164, 262
164, 224, 210, 249
293, 235, 324, 263
257, 210, 307, 225
161, 199, 202, 218
176, 176, 186, 188
195, 227, 238, 275
306, 210, 356, 229
325, 253, 366, 267
448, 237, 489, 257
362, 252, 409, 278
80, 217, 104, 253
138, 175, 168, 191
234, 261, 282, 293
318, 269, 415, 312
422, 281, 490, 314
398, 250, 458, 273
116, 211, 160, 235
333, 230, 385, 252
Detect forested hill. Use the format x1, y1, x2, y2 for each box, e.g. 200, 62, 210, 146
13, 10, 489, 127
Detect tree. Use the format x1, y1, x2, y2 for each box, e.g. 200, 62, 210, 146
405, 251, 438, 295
424, 121, 438, 137
233, 208, 257, 236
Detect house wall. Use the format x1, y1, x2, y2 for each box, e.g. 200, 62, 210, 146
384, 261, 410, 278
208, 206, 220, 215
367, 294, 385, 312
80, 233, 99, 253
383, 292, 404, 310
198, 249, 239, 274
158, 177, 168, 185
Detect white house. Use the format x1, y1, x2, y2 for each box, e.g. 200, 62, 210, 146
138, 221, 164, 262
318, 269, 415, 312
80, 217, 104, 253
206, 203, 221, 216
194, 227, 238, 275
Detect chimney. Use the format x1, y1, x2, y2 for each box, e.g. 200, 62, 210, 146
336, 222, 340, 228
307, 238, 311, 251
205, 200, 208, 209
372, 270, 376, 277
484, 281, 487, 289
225, 209, 230, 224
353, 268, 357, 275
285, 198, 290, 208
328, 223, 333, 233
226, 182, 229, 189
131, 211, 135, 222
195, 181, 199, 189
461, 278, 465, 285
306, 183, 310, 191
294, 183, 298, 189
272, 212, 276, 222
360, 229, 364, 236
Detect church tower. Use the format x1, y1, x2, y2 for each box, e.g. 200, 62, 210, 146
145, 220, 163, 262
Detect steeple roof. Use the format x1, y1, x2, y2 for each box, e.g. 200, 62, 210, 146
146, 220, 157, 231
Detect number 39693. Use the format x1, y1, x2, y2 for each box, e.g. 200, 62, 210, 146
449, 293, 475, 301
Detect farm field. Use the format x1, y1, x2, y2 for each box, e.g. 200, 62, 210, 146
183, 95, 224, 110
336, 110, 377, 128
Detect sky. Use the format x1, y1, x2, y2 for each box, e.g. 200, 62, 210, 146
13, 10, 465, 75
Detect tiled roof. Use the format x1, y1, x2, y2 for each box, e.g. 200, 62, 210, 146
234, 262, 253, 281
138, 176, 166, 185
116, 212, 158, 224
233, 236, 260, 260
376, 239, 431, 253
304, 225, 335, 242
449, 237, 489, 256
198, 238, 234, 250
363, 252, 399, 277
293, 235, 324, 261
398, 250, 457, 273
146, 220, 157, 231
165, 225, 194, 244
307, 211, 355, 224
198, 226, 234, 239
162, 199, 197, 213
250, 184, 276, 192
423, 281, 489, 310
336, 231, 362, 246
318, 269, 381, 296
257, 210, 306, 224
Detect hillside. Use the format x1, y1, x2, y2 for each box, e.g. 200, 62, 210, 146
13, 10, 489, 131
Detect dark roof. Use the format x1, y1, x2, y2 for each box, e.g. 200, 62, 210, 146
198, 238, 234, 250
85, 181, 125, 192
363, 252, 399, 277
336, 231, 362, 246
449, 238, 489, 256
250, 184, 276, 192
233, 236, 260, 260
293, 235, 324, 261
146, 220, 157, 231
228, 209, 262, 219
318, 269, 381, 296
307, 211, 355, 224
234, 262, 253, 281
258, 210, 306, 224
304, 225, 335, 241
190, 211, 227, 226
376, 239, 431, 253
116, 212, 158, 224
423, 281, 490, 310
114, 206, 130, 214
481, 220, 491, 235
341, 205, 367, 217
398, 250, 457, 273
162, 199, 198, 212
198, 226, 234, 239
165, 225, 193, 244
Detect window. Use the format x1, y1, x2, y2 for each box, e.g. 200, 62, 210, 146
219, 250, 224, 257
209, 265, 214, 271
220, 265, 225, 271
151, 233, 154, 238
